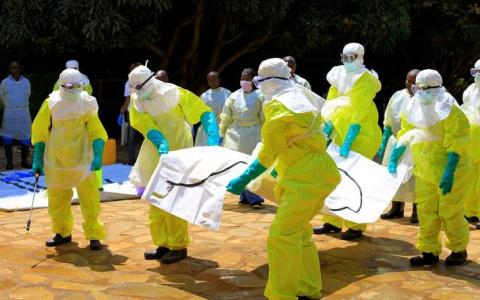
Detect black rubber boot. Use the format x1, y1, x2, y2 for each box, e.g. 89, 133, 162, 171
465, 216, 479, 223
341, 229, 363, 240
409, 252, 439, 266
144, 247, 170, 260
313, 223, 341, 235
445, 250, 467, 266
4, 145, 13, 170
89, 240, 102, 251
161, 249, 188, 264
20, 145, 31, 168
45, 234, 72, 247
381, 201, 405, 219
410, 204, 419, 224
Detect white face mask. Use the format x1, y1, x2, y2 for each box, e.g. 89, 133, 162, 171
60, 88, 83, 101
240, 80, 253, 93
415, 90, 435, 104
475, 74, 480, 83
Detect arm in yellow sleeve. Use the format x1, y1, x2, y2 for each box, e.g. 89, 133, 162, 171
86, 113, 108, 142
257, 101, 291, 168
443, 106, 470, 157
178, 87, 211, 125
129, 101, 160, 137
326, 85, 339, 100
219, 96, 234, 137
31, 99, 52, 144
348, 74, 380, 125
84, 83, 93, 95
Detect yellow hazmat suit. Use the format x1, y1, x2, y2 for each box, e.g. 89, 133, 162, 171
397, 100, 470, 255
461, 98, 480, 219
129, 81, 212, 250
31, 91, 107, 240
321, 66, 381, 232
260, 99, 340, 299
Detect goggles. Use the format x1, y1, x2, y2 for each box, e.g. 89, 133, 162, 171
252, 76, 288, 88
470, 68, 480, 76
340, 53, 358, 63
411, 84, 441, 94
60, 82, 84, 89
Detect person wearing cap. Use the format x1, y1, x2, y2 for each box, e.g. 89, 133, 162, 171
388, 69, 470, 266
461, 59, 480, 229
379, 69, 420, 223
283, 56, 312, 90
0, 61, 32, 170
31, 68, 107, 251
313, 42, 382, 240
226, 58, 340, 299
53, 60, 93, 95
127, 65, 220, 264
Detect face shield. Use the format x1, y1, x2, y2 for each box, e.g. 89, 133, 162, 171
252, 76, 289, 88
412, 84, 444, 105
130, 72, 156, 100
340, 53, 358, 63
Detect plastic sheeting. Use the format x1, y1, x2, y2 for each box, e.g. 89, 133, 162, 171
143, 146, 250, 231
0, 164, 137, 211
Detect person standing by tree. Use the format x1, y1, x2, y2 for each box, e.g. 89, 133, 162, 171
0, 61, 32, 170
219, 68, 264, 208
283, 56, 312, 90
313, 43, 382, 240
195, 71, 231, 146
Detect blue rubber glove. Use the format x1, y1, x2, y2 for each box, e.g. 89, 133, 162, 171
226, 159, 267, 195
323, 121, 334, 139
439, 152, 460, 195
91, 139, 105, 171
32, 142, 45, 175
388, 143, 406, 174
200, 111, 220, 146
377, 126, 393, 159
147, 129, 169, 154
339, 124, 361, 158
117, 114, 123, 126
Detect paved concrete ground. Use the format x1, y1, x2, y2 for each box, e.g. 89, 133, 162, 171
1, 144, 480, 299
0, 197, 479, 300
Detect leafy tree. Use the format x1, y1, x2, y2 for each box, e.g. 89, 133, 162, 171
0, 0, 411, 91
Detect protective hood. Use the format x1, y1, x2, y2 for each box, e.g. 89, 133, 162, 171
48, 90, 98, 120
404, 88, 456, 128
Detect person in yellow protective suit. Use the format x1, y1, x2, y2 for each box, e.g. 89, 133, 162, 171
53, 60, 93, 95
127, 65, 220, 264
389, 69, 470, 266
31, 69, 107, 251
379, 69, 419, 223
220, 68, 264, 208
462, 59, 480, 229
227, 58, 341, 300
313, 42, 382, 240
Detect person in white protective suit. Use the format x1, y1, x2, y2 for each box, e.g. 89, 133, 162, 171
0, 61, 32, 170
462, 59, 480, 229
195, 71, 231, 146
219, 68, 265, 208
127, 65, 220, 264
379, 69, 419, 223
